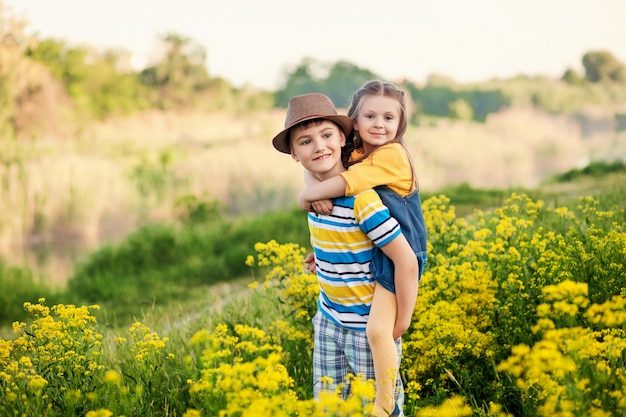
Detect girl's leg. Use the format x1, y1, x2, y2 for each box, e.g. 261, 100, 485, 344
366, 284, 399, 416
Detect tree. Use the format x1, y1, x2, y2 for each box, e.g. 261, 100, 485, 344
582, 50, 626, 83
139, 33, 211, 109
275, 58, 381, 108
28, 39, 150, 119
274, 58, 322, 107
0, 1, 37, 137
322, 61, 379, 108
561, 68, 583, 85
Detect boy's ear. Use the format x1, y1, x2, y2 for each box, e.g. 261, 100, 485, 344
290, 149, 300, 162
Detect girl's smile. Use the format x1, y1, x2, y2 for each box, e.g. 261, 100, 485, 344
353, 95, 401, 153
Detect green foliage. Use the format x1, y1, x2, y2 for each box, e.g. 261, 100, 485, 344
17, 29, 271, 128
174, 193, 223, 225
275, 58, 380, 108
2, 302, 106, 416
561, 68, 584, 85
2, 186, 625, 416
129, 149, 182, 206
7, 6, 626, 132
321, 60, 380, 108
65, 206, 310, 324
448, 98, 474, 121
0, 2, 37, 138
402, 82, 511, 123
582, 50, 626, 83
27, 39, 151, 119
85, 54, 151, 117
0, 262, 57, 325
138, 33, 212, 110
9, 9, 626, 133
421, 182, 525, 218
26, 39, 72, 81
553, 160, 626, 182
402, 191, 626, 415
477, 75, 626, 114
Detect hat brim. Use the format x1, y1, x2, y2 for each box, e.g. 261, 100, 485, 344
272, 115, 353, 154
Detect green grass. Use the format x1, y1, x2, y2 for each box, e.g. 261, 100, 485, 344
2, 179, 624, 417
1, 167, 625, 332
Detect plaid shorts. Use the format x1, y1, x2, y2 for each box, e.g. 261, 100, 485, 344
312, 311, 405, 414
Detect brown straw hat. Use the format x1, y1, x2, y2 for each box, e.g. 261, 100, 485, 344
272, 93, 353, 154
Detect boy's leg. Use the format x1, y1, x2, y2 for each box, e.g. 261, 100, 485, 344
367, 284, 399, 416
313, 311, 348, 399
344, 324, 375, 407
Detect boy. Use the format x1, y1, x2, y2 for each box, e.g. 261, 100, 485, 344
271, 93, 417, 416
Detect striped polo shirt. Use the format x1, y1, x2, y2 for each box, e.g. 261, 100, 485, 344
308, 189, 401, 331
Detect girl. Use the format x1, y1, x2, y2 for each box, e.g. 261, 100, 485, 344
299, 80, 428, 417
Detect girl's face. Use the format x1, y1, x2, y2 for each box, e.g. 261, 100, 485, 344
353, 95, 401, 153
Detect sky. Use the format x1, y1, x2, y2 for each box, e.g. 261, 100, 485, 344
7, 0, 626, 90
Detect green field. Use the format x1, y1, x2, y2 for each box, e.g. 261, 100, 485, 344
1, 164, 624, 417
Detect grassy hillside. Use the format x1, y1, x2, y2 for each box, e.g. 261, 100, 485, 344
0, 166, 623, 417
1, 163, 624, 331
2, 106, 625, 274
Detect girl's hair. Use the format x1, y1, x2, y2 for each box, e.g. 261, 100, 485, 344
347, 80, 408, 146
346, 80, 419, 190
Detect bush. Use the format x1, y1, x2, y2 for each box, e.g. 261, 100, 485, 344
65, 206, 311, 323
554, 160, 626, 182
0, 262, 57, 325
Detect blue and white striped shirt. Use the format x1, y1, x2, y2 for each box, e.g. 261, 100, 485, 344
308, 189, 401, 331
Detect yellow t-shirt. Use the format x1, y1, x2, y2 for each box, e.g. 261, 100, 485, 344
340, 143, 413, 197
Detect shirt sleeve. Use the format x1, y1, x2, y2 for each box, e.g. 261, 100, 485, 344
353, 189, 401, 248
340, 144, 410, 197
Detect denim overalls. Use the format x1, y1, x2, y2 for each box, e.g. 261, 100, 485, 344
370, 186, 428, 293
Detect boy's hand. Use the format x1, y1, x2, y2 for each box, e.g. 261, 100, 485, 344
304, 252, 316, 273
311, 199, 333, 215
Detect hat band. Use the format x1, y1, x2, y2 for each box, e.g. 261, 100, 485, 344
288, 113, 331, 128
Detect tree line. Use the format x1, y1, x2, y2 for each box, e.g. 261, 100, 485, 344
1, 2, 626, 140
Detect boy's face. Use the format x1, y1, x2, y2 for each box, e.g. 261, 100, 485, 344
290, 120, 346, 181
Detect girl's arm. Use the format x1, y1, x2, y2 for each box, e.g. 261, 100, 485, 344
298, 175, 347, 213
341, 145, 409, 197
302, 169, 334, 213
303, 169, 319, 186
379, 234, 419, 340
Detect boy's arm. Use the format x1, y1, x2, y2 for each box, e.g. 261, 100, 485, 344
379, 235, 419, 340
298, 175, 347, 213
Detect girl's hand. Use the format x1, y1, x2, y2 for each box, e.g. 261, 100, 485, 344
298, 192, 313, 212
311, 199, 333, 215
393, 317, 411, 340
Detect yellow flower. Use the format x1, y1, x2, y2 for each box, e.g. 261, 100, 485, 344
103, 370, 121, 384
85, 409, 114, 417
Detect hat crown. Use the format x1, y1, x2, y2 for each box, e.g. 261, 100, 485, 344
271, 93, 352, 154
284, 93, 339, 129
